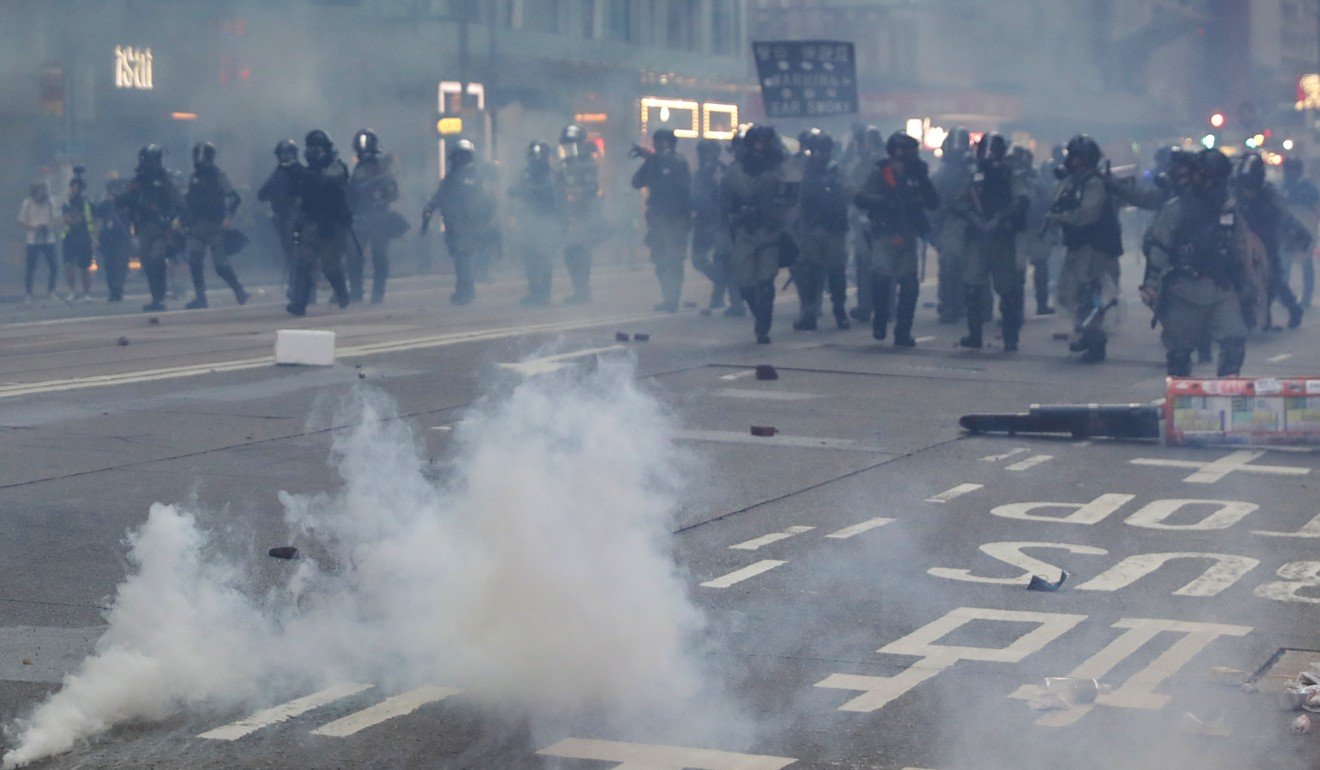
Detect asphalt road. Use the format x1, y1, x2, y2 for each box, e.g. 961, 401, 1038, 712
1, 255, 1318, 769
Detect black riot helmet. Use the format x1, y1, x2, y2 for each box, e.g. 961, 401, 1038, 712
559, 123, 588, 159
138, 144, 164, 172
1064, 134, 1102, 174
1194, 148, 1233, 198
275, 139, 298, 165
942, 126, 971, 158
863, 125, 884, 155
1235, 152, 1266, 194
448, 138, 477, 170
1008, 144, 1034, 173
797, 127, 823, 155
741, 124, 785, 172
192, 141, 217, 167
353, 129, 380, 160
696, 138, 722, 165
886, 131, 920, 161
804, 130, 834, 164
526, 140, 552, 166
976, 132, 1008, 164
1156, 146, 1196, 193
304, 129, 335, 167
653, 128, 678, 152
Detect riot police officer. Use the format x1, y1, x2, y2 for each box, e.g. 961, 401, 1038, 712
631, 128, 692, 312
508, 141, 562, 306
1045, 134, 1123, 362
1236, 152, 1305, 330
691, 138, 732, 311
258, 139, 302, 299
182, 142, 247, 309
931, 127, 974, 324
97, 178, 132, 302
793, 130, 851, 330
854, 132, 940, 346
721, 124, 794, 344
557, 124, 602, 304
424, 139, 495, 305
120, 144, 184, 312
1141, 149, 1249, 377
287, 129, 352, 316
957, 133, 1028, 350
1282, 157, 1319, 308
347, 129, 401, 303
846, 125, 884, 322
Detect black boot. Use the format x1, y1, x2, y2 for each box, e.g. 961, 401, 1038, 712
1167, 350, 1193, 377
959, 285, 984, 349
871, 274, 893, 341
216, 264, 247, 305
185, 261, 208, 309
1217, 338, 1246, 377
285, 263, 314, 316
326, 270, 351, 309
1001, 288, 1024, 352
893, 275, 919, 347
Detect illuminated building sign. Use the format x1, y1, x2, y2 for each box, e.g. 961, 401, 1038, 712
1297, 74, 1320, 111
436, 116, 463, 136
641, 98, 739, 141
115, 46, 154, 90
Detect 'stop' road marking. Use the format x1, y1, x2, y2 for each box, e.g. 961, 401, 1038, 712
199, 683, 373, 740
1006, 454, 1053, 471
826, 517, 894, 539
700, 560, 786, 589
925, 483, 983, 503
537, 738, 797, 769
310, 685, 460, 738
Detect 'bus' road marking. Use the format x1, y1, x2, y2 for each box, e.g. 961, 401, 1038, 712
199, 683, 373, 740
700, 560, 786, 588
925, 483, 983, 503
826, 517, 894, 539
717, 388, 819, 401
731, 526, 815, 551
718, 370, 756, 381
1006, 454, 1053, 472
310, 686, 460, 738
497, 345, 626, 376
674, 429, 883, 453
1268, 353, 1294, 363
1130, 450, 1310, 484
537, 738, 797, 769
979, 448, 1028, 463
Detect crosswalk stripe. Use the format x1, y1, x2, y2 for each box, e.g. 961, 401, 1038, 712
700, 560, 786, 588
199, 683, 373, 740
310, 685, 461, 738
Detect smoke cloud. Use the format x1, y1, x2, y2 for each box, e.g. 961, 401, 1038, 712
2, 358, 715, 768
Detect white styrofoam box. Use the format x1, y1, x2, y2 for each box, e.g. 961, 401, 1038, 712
275, 329, 336, 366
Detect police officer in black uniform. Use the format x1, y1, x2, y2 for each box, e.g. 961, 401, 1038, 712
793, 130, 851, 330
424, 139, 495, 305
347, 129, 401, 303
182, 142, 246, 309
632, 128, 692, 312
119, 144, 184, 312
1236, 152, 1305, 330
691, 138, 733, 311
287, 129, 352, 316
259, 139, 302, 299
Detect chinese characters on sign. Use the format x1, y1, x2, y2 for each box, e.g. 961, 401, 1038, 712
115, 46, 153, 91
753, 40, 858, 118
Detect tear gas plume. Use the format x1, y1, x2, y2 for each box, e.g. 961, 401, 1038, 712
2, 358, 717, 768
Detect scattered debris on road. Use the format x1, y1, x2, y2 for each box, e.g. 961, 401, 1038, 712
633, 333, 650, 342
267, 546, 298, 560
750, 425, 777, 437
1027, 572, 1068, 591
755, 365, 778, 380
116, 336, 130, 346
615, 332, 629, 342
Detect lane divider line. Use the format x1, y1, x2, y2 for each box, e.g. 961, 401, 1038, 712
1006, 454, 1053, 472
199, 683, 373, 741
924, 483, 983, 503
700, 560, 786, 589
310, 686, 460, 738
825, 517, 894, 539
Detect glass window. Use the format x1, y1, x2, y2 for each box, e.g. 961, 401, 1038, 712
606, 0, 633, 42
666, 0, 696, 50
711, 0, 739, 54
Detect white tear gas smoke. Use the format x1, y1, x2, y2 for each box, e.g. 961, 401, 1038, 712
2, 358, 716, 768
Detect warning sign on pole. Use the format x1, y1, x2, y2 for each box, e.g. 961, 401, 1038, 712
752, 40, 859, 118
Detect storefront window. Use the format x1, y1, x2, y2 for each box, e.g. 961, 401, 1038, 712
666, 0, 696, 50
606, 0, 633, 42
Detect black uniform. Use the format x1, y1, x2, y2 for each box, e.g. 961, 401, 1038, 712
1238, 183, 1304, 329
183, 159, 246, 308
120, 161, 184, 311
632, 146, 692, 312
691, 150, 733, 310
508, 148, 562, 305
346, 152, 401, 303
287, 138, 352, 315
794, 156, 851, 329
428, 161, 495, 305
258, 156, 302, 297
96, 182, 132, 301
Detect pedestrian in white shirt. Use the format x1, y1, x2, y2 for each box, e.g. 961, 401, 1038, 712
18, 181, 59, 302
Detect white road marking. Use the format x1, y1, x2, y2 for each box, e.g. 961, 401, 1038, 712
825, 517, 894, 539
430, 425, 453, 432
1268, 353, 1294, 363
1255, 561, 1320, 604
1130, 450, 1310, 483
1073, 440, 1093, 447
1255, 511, 1320, 538
730, 526, 815, 551
716, 388, 819, 401
497, 345, 626, 376
929, 542, 1108, 586
674, 429, 881, 452
700, 560, 786, 588
1075, 552, 1259, 597
1009, 618, 1251, 726
718, 370, 756, 381
310, 686, 460, 738
914, 336, 936, 343
1006, 454, 1053, 471
0, 310, 669, 399
1125, 499, 1257, 531
924, 483, 983, 503
199, 683, 373, 740
537, 738, 797, 769
993, 493, 1135, 525
815, 607, 1085, 712
979, 447, 1028, 463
